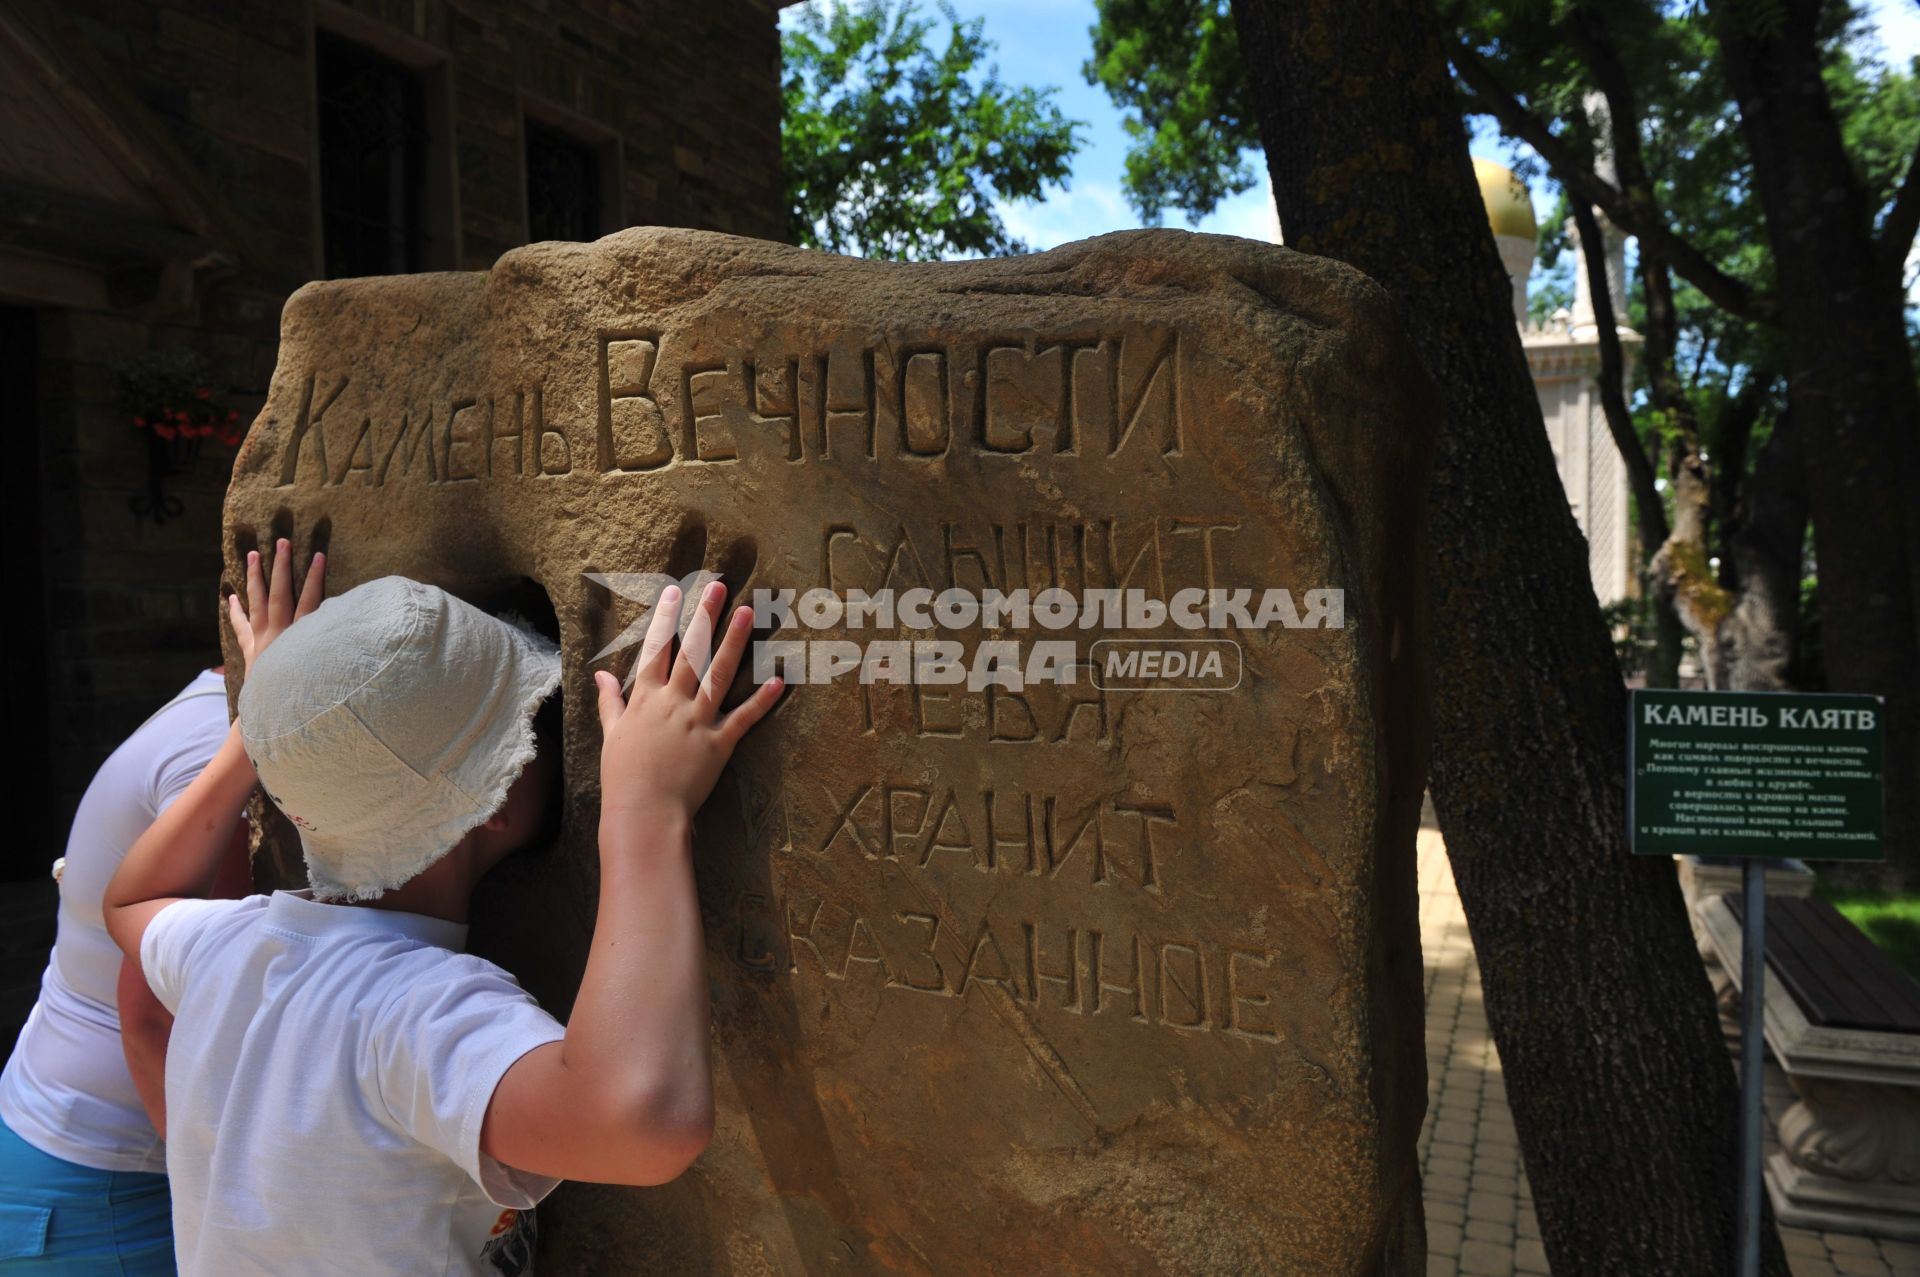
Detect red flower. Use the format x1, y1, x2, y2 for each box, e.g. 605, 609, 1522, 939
226, 410, 239, 423
134, 416, 148, 428
154, 422, 177, 440
195, 386, 212, 400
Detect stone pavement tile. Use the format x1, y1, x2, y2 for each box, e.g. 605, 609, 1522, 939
1877, 1240, 1919, 1270
1418, 832, 1553, 1277
1466, 1191, 1517, 1227
1469, 1173, 1517, 1200
1829, 1251, 1889, 1277
1473, 1149, 1521, 1177
1477, 1125, 1520, 1151
1824, 1233, 1880, 1257
1457, 1239, 1515, 1277
1789, 1257, 1839, 1277
1414, 829, 1920, 1277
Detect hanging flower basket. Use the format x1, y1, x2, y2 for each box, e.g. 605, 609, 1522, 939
112, 350, 247, 525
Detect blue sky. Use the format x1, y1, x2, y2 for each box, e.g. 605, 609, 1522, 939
782, 0, 1920, 256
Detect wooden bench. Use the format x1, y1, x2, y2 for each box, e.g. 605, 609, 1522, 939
1727, 895, 1920, 1034
1699, 893, 1920, 1240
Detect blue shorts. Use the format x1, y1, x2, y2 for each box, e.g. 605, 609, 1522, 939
0, 1115, 174, 1274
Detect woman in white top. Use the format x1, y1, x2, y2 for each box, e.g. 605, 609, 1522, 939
0, 667, 250, 1273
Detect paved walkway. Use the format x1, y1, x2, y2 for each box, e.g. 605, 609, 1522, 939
1415, 829, 1917, 1277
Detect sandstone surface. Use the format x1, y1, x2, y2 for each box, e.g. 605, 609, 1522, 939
222, 227, 1435, 1275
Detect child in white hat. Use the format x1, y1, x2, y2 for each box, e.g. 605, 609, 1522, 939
103, 539, 783, 1276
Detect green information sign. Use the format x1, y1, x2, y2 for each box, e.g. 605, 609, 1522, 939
1628, 689, 1884, 860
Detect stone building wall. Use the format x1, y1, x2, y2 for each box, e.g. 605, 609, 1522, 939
0, 0, 786, 875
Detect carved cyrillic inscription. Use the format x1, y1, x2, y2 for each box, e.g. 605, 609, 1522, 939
275, 373, 573, 487
722, 765, 1321, 1048
809, 781, 1173, 891
753, 892, 1288, 1044
276, 328, 1183, 486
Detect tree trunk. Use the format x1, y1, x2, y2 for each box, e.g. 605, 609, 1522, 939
1649, 592, 1686, 687
1723, 412, 1808, 693
1566, 196, 1685, 689
1227, 1, 1787, 1272
1711, 0, 1920, 887
1651, 448, 1733, 687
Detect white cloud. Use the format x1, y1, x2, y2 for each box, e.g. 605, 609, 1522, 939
992, 181, 1138, 255
990, 168, 1282, 259
1193, 171, 1281, 244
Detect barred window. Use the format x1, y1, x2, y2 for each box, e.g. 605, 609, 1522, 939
317, 31, 427, 277
525, 119, 603, 243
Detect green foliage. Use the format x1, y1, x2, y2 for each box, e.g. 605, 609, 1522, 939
1827, 6, 1920, 218
1528, 257, 1576, 326
1083, 4, 1917, 631
782, 1, 1083, 260
1815, 884, 1920, 980
1450, 3, 1912, 681
1600, 595, 1656, 678
1791, 569, 1826, 691
1529, 189, 1577, 325
1083, 1, 1257, 223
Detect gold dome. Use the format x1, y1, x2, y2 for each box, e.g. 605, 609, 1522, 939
1474, 159, 1537, 242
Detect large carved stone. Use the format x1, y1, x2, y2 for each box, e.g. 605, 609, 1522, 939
221, 228, 1435, 1274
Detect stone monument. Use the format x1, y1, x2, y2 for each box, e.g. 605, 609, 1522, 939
221, 228, 1435, 1274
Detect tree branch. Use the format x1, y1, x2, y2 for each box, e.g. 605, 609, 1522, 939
1571, 197, 1668, 550
1451, 43, 1773, 324
1877, 135, 1920, 281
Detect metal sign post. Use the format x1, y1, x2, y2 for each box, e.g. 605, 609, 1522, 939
1626, 688, 1885, 1277
1736, 859, 1764, 1277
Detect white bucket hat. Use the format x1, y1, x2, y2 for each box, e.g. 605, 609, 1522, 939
237, 575, 563, 902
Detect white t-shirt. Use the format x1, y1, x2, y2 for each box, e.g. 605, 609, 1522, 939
0, 668, 230, 1174
141, 890, 566, 1277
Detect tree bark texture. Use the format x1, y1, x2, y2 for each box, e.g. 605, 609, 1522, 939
1228, 1, 1788, 1271
1711, 0, 1920, 886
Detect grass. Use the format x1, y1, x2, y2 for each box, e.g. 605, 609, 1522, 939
1814, 886, 1920, 981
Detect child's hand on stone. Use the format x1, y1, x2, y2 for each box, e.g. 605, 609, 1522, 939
594, 580, 782, 828
228, 537, 326, 674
